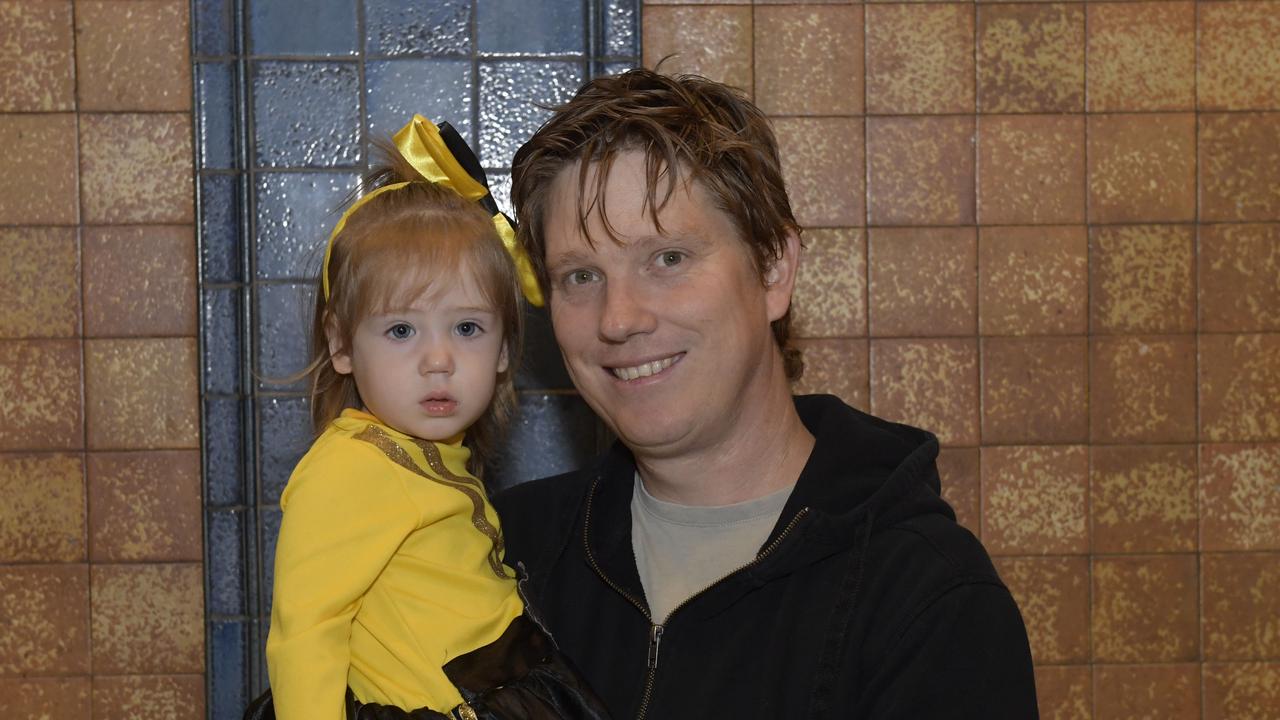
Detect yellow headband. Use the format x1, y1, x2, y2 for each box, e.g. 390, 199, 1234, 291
321, 115, 544, 307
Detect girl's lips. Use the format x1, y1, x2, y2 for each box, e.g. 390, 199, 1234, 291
420, 398, 457, 416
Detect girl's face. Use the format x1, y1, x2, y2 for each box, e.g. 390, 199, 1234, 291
329, 270, 508, 441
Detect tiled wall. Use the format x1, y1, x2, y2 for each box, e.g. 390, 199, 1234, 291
0, 1, 205, 717
642, 1, 1280, 717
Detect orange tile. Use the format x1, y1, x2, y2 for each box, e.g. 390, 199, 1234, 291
1094, 664, 1200, 720
0, 226, 79, 339
0, 0, 75, 111
75, 0, 190, 112
754, 5, 862, 116
977, 114, 1085, 225
867, 116, 974, 226
1086, 2, 1195, 112
865, 3, 973, 114
1088, 112, 1196, 223
79, 113, 194, 225
82, 226, 197, 338
1200, 444, 1280, 551
1203, 663, 1280, 720
792, 338, 869, 412
1198, 2, 1280, 111
91, 675, 205, 720
775, 117, 864, 228
1199, 113, 1280, 222
0, 564, 90, 674
994, 557, 1089, 663
867, 227, 976, 337
978, 225, 1088, 336
1203, 552, 1280, 661
90, 563, 204, 674
977, 3, 1084, 113
1034, 665, 1091, 720
1089, 335, 1197, 444
938, 447, 980, 539
0, 453, 85, 562
792, 228, 866, 338
85, 338, 199, 451
1092, 554, 1198, 663
1200, 224, 1280, 332
870, 338, 979, 446
642, 6, 752, 94
983, 446, 1088, 554
0, 114, 78, 225
981, 336, 1087, 444
88, 450, 202, 562
1199, 334, 1280, 442
0, 339, 83, 451
1091, 445, 1196, 554
1089, 224, 1195, 334
0, 677, 91, 720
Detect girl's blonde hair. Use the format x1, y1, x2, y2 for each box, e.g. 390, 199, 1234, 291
306, 141, 523, 476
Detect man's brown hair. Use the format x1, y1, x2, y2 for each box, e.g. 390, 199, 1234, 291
510, 68, 804, 380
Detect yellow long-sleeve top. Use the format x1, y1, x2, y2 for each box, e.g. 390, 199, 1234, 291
266, 409, 523, 719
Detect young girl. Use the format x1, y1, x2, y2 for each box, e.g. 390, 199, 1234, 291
254, 116, 607, 720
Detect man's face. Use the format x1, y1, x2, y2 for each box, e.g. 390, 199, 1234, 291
543, 151, 795, 459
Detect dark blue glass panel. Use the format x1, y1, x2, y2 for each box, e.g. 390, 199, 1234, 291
248, 0, 357, 57
255, 283, 313, 391
254, 172, 358, 280
514, 304, 571, 392
198, 62, 236, 169
200, 174, 240, 283
487, 171, 513, 218
365, 0, 471, 57
251, 61, 361, 168
260, 507, 283, 616
203, 287, 242, 395
478, 61, 584, 167
208, 509, 246, 616
366, 59, 473, 144
602, 62, 636, 78
210, 621, 248, 720
478, 0, 585, 56
205, 396, 245, 506
257, 395, 312, 505
194, 0, 234, 57
604, 0, 638, 57
488, 393, 601, 492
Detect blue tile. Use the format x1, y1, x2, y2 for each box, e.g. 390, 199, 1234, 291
205, 397, 245, 506
198, 62, 236, 169
257, 395, 312, 505
601, 61, 636, 79
208, 509, 246, 616
514, 304, 572, 392
366, 60, 473, 145
248, 0, 356, 57
194, 0, 234, 57
478, 0, 584, 56
487, 393, 602, 492
255, 283, 314, 391
478, 61, 584, 167
210, 621, 249, 720
604, 0, 638, 58
260, 507, 283, 616
200, 174, 241, 283
251, 61, 361, 169
365, 0, 471, 57
203, 287, 242, 395
254, 172, 358, 280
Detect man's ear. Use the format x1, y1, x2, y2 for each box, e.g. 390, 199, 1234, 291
326, 316, 353, 375
763, 228, 802, 323
497, 341, 510, 375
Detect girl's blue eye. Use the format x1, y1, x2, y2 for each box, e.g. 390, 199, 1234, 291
455, 321, 480, 337
387, 323, 414, 340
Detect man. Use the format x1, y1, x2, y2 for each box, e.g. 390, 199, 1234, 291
495, 69, 1037, 718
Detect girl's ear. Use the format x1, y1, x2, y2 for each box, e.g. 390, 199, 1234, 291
497, 341, 510, 375
326, 316, 353, 375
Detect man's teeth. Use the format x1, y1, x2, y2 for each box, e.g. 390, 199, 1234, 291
612, 355, 677, 381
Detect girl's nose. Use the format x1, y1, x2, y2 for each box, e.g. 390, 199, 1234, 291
420, 345, 454, 374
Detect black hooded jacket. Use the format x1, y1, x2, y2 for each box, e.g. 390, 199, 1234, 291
494, 395, 1038, 719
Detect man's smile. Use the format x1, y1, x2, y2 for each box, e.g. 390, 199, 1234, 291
608, 353, 684, 381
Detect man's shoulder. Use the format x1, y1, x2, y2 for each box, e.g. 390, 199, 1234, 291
493, 468, 596, 566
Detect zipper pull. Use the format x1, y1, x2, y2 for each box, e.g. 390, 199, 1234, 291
647, 624, 664, 669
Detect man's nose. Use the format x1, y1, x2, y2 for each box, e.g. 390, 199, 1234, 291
598, 278, 657, 343
420, 342, 454, 374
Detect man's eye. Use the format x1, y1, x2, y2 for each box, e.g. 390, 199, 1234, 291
564, 269, 598, 286
386, 323, 414, 340
455, 321, 481, 337
657, 251, 685, 268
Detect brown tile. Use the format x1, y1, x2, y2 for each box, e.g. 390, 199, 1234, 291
90, 563, 203, 674
1090, 335, 1197, 444
938, 447, 980, 538
89, 450, 202, 562
83, 225, 197, 338
793, 228, 866, 338
0, 564, 90, 674
1203, 552, 1280, 661
1200, 444, 1280, 551
0, 0, 75, 111
85, 338, 199, 450
0, 114, 78, 225
642, 6, 752, 94
1199, 113, 1280, 223
1089, 224, 1196, 334
865, 3, 973, 114
1203, 663, 1280, 720
977, 114, 1085, 225
1198, 2, 1280, 111
870, 338, 979, 446
792, 338, 869, 412
775, 117, 864, 228
978, 225, 1088, 336
1088, 113, 1196, 223
75, 0, 190, 111
0, 677, 91, 720
1200, 224, 1280, 332
1034, 665, 1091, 720
977, 4, 1084, 113
983, 446, 1088, 554
1094, 664, 1200, 720
79, 113, 194, 225
754, 5, 862, 116
981, 336, 1087, 444
1091, 445, 1196, 554
1086, 2, 1195, 112
92, 674, 205, 720
867, 227, 976, 337
994, 557, 1089, 663
0, 453, 85, 562
1199, 334, 1280, 442
0, 339, 83, 451
1092, 554, 1198, 663
0, 226, 79, 339
867, 116, 974, 226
